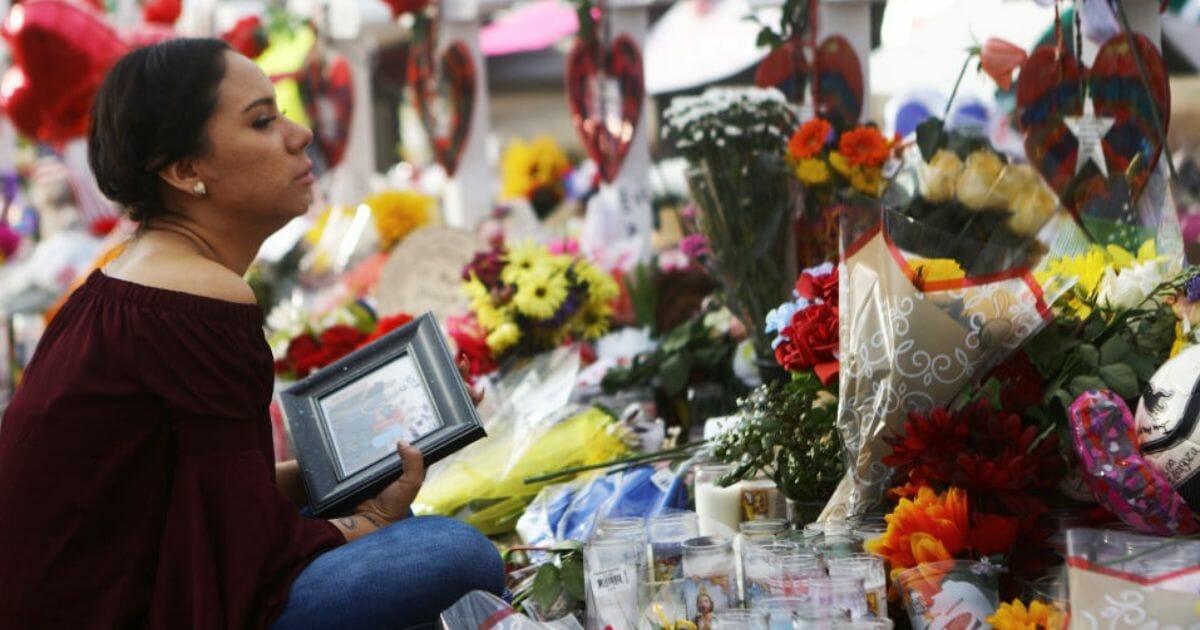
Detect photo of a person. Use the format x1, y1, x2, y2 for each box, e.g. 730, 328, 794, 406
693, 587, 714, 630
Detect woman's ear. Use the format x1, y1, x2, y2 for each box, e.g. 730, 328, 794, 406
158, 159, 205, 197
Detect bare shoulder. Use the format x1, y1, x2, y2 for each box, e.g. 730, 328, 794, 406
107, 253, 257, 305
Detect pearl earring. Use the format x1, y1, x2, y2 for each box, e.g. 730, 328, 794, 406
192, 181, 207, 196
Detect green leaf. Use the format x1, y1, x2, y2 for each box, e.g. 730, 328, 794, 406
662, 324, 693, 353
660, 354, 692, 396
1125, 353, 1160, 381
1068, 375, 1108, 397
1099, 363, 1140, 400
1076, 343, 1099, 370
915, 117, 946, 162
756, 29, 782, 50
560, 555, 585, 602
1099, 334, 1133, 365
530, 563, 561, 610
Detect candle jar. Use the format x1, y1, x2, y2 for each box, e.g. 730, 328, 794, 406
752, 595, 809, 630
807, 576, 869, 619
741, 478, 787, 520
584, 537, 643, 630
595, 516, 646, 542
777, 528, 824, 552
713, 609, 769, 630
682, 535, 738, 614
694, 464, 742, 536
742, 540, 800, 607
740, 518, 790, 541
767, 551, 827, 599
819, 534, 864, 559
827, 554, 888, 619
648, 512, 700, 582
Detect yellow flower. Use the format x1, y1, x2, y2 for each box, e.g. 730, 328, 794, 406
501, 136, 570, 202
956, 150, 1005, 210
1034, 239, 1160, 319
461, 276, 491, 310
1009, 181, 1059, 237
475, 302, 510, 331
364, 190, 433, 250
577, 262, 620, 305
921, 149, 963, 203
486, 321, 521, 353
501, 241, 553, 284
829, 151, 853, 177
305, 206, 334, 245
986, 599, 1066, 630
849, 166, 884, 197
794, 158, 831, 186
908, 258, 966, 287
1171, 320, 1186, 358
513, 269, 570, 320
573, 302, 614, 340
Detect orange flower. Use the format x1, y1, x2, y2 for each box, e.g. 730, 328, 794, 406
865, 486, 971, 580
788, 118, 832, 161
838, 126, 891, 168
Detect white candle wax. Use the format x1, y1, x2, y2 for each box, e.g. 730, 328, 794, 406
695, 481, 743, 536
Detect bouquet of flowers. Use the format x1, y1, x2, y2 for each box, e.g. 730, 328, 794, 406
270, 302, 415, 379
500, 136, 572, 219
460, 241, 619, 364
662, 87, 798, 362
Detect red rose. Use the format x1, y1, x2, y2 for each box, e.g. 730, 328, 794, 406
359, 313, 414, 348
775, 302, 839, 384
282, 334, 323, 378
795, 267, 838, 303
319, 324, 367, 364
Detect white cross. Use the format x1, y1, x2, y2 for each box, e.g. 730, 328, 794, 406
1064, 96, 1116, 178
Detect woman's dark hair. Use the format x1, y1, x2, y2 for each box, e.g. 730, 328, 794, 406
89, 38, 230, 222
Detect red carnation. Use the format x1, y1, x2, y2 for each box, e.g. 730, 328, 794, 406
986, 350, 1044, 413
319, 324, 367, 362
281, 334, 324, 378
795, 267, 838, 303
359, 313, 415, 347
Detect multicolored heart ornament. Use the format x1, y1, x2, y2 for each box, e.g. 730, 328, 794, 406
1016, 33, 1169, 222
754, 35, 863, 129
298, 53, 354, 170
754, 38, 809, 102
408, 40, 477, 177
565, 33, 644, 183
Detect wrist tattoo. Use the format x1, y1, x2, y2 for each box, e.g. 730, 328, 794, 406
360, 511, 385, 529
337, 516, 357, 530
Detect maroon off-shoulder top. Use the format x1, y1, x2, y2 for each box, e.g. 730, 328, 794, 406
0, 270, 345, 628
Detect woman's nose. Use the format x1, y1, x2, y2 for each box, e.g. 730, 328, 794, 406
289, 119, 314, 153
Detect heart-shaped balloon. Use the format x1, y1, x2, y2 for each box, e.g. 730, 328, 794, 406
1017, 34, 1168, 220
0, 0, 127, 145
754, 35, 863, 129
565, 34, 644, 183
408, 40, 477, 177
299, 52, 354, 169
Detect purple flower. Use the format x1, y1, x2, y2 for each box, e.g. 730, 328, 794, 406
1186, 275, 1200, 303
679, 234, 709, 259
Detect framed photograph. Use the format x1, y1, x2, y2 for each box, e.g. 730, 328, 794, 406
279, 312, 485, 516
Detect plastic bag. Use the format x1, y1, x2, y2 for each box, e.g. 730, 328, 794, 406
440, 590, 583, 629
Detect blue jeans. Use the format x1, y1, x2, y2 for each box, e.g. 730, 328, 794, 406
271, 516, 505, 629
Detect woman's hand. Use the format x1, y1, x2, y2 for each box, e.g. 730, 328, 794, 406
355, 441, 426, 524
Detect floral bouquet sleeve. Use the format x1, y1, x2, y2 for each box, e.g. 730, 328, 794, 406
825, 143, 1064, 518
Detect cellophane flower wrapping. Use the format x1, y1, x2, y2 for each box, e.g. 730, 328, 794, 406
1065, 528, 1200, 626
825, 156, 1064, 518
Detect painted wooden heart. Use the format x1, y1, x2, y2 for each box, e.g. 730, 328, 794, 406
754, 35, 863, 129
408, 40, 476, 177
565, 34, 644, 183
754, 38, 809, 102
299, 53, 354, 169
1017, 34, 1169, 219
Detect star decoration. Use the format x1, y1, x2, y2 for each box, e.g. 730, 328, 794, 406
1064, 96, 1115, 178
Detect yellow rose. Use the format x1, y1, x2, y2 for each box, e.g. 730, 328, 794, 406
988, 164, 1038, 209
1009, 181, 1059, 237
794, 158, 831, 186
955, 150, 1005, 210
921, 150, 963, 203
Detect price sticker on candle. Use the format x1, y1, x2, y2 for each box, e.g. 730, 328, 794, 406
650, 468, 675, 494
590, 565, 633, 597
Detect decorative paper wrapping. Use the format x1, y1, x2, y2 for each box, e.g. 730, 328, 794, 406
825, 206, 1054, 518
1065, 528, 1200, 629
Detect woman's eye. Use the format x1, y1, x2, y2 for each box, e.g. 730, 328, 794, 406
252, 115, 277, 129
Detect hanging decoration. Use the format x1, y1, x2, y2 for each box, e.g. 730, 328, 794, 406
1016, 11, 1169, 225
408, 18, 477, 177
751, 0, 862, 129
0, 0, 127, 145
299, 51, 354, 170
565, 0, 645, 183
141, 0, 182, 26
222, 15, 270, 60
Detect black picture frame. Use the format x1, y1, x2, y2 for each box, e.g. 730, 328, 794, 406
279, 312, 485, 517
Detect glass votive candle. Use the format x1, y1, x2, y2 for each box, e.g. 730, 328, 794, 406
741, 518, 790, 541
826, 554, 888, 619
584, 537, 642, 630
819, 534, 864, 559
694, 464, 743, 536
777, 528, 824, 551
753, 595, 808, 630
742, 540, 800, 606
649, 512, 700, 582
741, 478, 787, 520
595, 516, 646, 542
713, 609, 769, 630
682, 535, 738, 611
807, 576, 869, 619
830, 620, 895, 630
793, 604, 853, 630
767, 551, 827, 599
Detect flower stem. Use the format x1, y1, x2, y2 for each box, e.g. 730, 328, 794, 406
522, 442, 708, 484
942, 53, 973, 122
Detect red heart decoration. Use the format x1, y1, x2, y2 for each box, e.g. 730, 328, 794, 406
1017, 34, 1169, 218
0, 0, 126, 145
299, 53, 354, 169
408, 40, 476, 177
565, 34, 644, 183
754, 35, 863, 129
